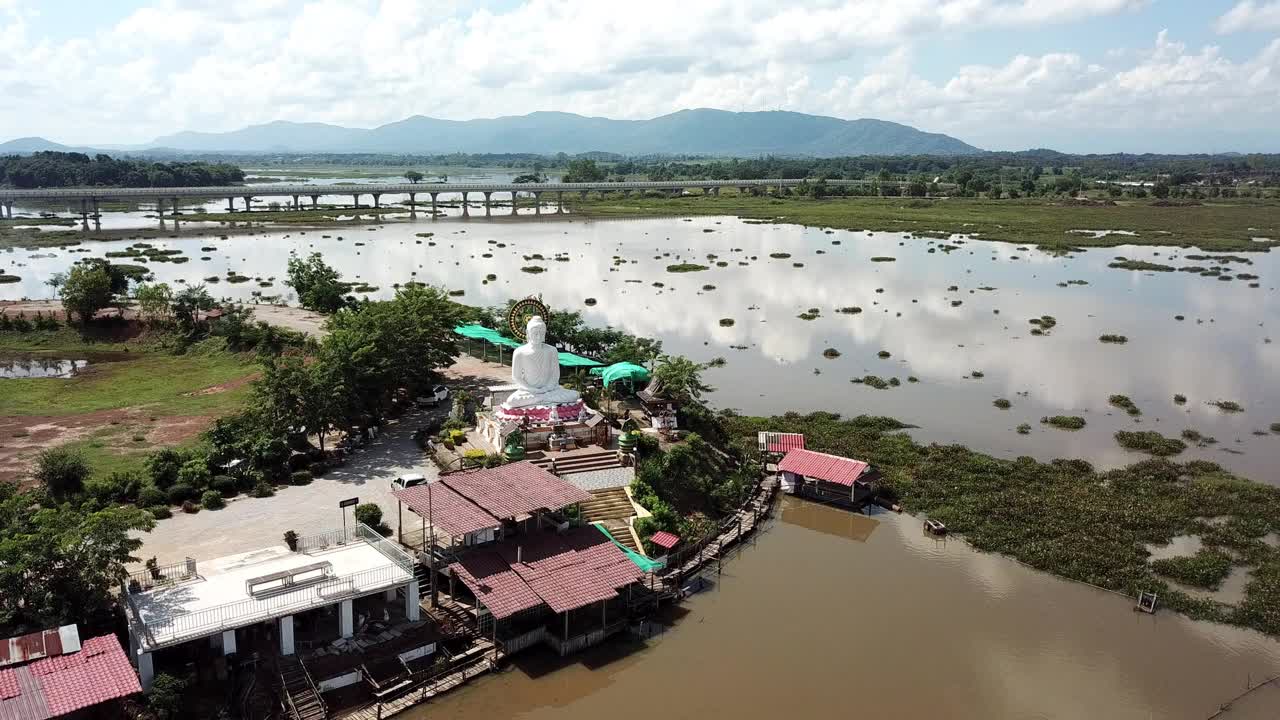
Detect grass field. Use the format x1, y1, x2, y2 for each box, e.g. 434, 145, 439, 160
570, 193, 1280, 252
0, 330, 257, 482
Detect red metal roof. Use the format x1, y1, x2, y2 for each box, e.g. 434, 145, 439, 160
0, 634, 140, 720
777, 449, 869, 487
442, 462, 592, 519
0, 627, 70, 669
392, 482, 499, 538
448, 527, 642, 619
758, 432, 805, 454
649, 531, 680, 549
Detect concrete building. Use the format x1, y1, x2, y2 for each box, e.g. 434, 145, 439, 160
122, 524, 416, 691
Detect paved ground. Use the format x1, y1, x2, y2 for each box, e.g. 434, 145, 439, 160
132, 408, 442, 567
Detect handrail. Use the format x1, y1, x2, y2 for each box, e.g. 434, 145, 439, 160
126, 557, 198, 591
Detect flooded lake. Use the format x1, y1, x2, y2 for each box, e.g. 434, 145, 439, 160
4, 195, 1278, 481
409, 499, 1280, 720
0, 353, 103, 378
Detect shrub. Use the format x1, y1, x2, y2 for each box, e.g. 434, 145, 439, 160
177, 459, 212, 489
137, 485, 167, 507
448, 429, 467, 445
148, 673, 187, 719
354, 502, 383, 528
462, 448, 487, 467
251, 481, 276, 498
181, 500, 199, 514
290, 470, 313, 486
34, 447, 90, 499
149, 505, 172, 520
146, 448, 187, 489
166, 483, 196, 505
211, 475, 237, 497
200, 490, 225, 510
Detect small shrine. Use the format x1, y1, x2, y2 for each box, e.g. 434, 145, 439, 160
476, 298, 608, 452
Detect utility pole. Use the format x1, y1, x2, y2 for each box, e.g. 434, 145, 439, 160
429, 480, 438, 607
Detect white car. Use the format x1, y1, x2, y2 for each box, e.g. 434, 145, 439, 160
417, 384, 449, 407
392, 473, 427, 491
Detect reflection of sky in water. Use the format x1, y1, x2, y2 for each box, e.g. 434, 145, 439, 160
4, 210, 1278, 481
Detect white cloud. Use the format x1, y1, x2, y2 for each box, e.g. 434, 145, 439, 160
1216, 1, 1280, 34
0, 0, 1270, 151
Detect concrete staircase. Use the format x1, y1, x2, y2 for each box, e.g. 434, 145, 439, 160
278, 656, 326, 720
581, 487, 635, 523
530, 449, 622, 476
599, 519, 642, 554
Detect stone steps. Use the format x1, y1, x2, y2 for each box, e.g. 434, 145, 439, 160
581, 487, 634, 523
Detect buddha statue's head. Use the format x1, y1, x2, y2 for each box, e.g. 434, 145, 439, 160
526, 315, 547, 345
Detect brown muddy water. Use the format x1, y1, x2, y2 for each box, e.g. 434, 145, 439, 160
412, 499, 1280, 720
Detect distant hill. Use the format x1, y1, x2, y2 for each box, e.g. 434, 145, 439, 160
0, 137, 76, 153
143, 109, 981, 156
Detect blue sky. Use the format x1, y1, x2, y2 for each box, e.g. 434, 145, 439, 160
2, 0, 1279, 153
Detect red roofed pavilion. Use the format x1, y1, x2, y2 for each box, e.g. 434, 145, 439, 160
777, 448, 876, 507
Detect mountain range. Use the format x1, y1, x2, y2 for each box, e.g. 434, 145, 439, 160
1, 109, 981, 157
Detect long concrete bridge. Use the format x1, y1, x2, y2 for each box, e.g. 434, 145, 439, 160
0, 178, 920, 222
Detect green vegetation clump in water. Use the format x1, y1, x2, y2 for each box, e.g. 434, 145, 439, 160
769, 252, 791, 259
1211, 400, 1244, 413
1271, 422, 1280, 433
1151, 549, 1235, 590
520, 266, 546, 274
723, 410, 1280, 636
1174, 394, 1188, 404
719, 318, 735, 327
1016, 423, 1032, 434
666, 263, 709, 273
822, 348, 841, 358
1042, 415, 1087, 430
1115, 430, 1187, 456
837, 306, 862, 314
0, 274, 19, 284
993, 398, 1012, 409
1109, 394, 1142, 416
567, 194, 1280, 252
851, 375, 892, 390
1108, 258, 1176, 272
870, 256, 896, 262
797, 310, 820, 321
1099, 334, 1129, 344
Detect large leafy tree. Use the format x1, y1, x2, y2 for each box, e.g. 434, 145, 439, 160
60, 262, 114, 323
135, 282, 173, 324
0, 484, 154, 633
286, 252, 351, 314
653, 354, 714, 402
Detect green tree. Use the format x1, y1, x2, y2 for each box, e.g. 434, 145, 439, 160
561, 158, 606, 183
286, 252, 351, 314
404, 170, 424, 184
256, 354, 345, 451
0, 482, 154, 631
135, 282, 173, 324
653, 355, 714, 403
172, 285, 215, 339
32, 447, 90, 500
1152, 181, 1171, 199
60, 262, 114, 323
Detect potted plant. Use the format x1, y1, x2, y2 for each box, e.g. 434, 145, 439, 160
284, 530, 299, 551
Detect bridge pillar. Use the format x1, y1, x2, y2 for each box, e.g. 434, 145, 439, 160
171, 198, 180, 217
429, 193, 438, 216
352, 194, 360, 210
712, 186, 720, 196
483, 191, 491, 216
408, 193, 417, 217
533, 191, 541, 214
461, 192, 469, 216
79, 199, 89, 230
557, 191, 564, 213
579, 190, 588, 201
292, 195, 299, 210
243, 196, 252, 212
510, 190, 517, 214
226, 197, 234, 212
372, 193, 381, 209
311, 195, 319, 208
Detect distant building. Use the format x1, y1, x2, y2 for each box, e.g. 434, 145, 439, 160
0, 625, 141, 719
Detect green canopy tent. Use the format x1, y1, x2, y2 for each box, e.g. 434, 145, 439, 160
590, 362, 651, 387
455, 325, 605, 369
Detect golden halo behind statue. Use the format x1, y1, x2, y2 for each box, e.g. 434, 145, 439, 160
507, 297, 550, 341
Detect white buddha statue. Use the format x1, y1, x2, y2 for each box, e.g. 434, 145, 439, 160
502, 316, 580, 409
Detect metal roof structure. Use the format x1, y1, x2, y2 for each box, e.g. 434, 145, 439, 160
449, 527, 643, 619
0, 634, 140, 720
777, 449, 870, 487
0, 627, 79, 669
757, 431, 806, 454
393, 462, 592, 538
649, 531, 681, 550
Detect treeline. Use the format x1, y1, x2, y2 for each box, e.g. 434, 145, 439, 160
0, 151, 244, 189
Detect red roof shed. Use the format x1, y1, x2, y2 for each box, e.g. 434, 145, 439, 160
0, 631, 140, 720
777, 449, 869, 487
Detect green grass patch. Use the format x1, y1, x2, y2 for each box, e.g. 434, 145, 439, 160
1042, 415, 1087, 430
1151, 549, 1235, 590
666, 263, 709, 273
1108, 394, 1142, 416
567, 195, 1280, 252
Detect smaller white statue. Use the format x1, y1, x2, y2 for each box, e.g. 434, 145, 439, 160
502, 316, 580, 409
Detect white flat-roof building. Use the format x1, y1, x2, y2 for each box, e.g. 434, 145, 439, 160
122, 524, 417, 690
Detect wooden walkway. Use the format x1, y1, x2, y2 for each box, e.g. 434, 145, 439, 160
666, 474, 779, 585
334, 642, 495, 720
